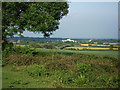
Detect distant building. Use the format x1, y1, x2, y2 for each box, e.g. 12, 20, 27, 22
62, 38, 76, 42
103, 43, 109, 45
89, 40, 92, 42
94, 42, 98, 44
103, 43, 120, 45
109, 43, 120, 45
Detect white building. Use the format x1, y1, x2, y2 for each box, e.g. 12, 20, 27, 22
94, 42, 98, 44
62, 38, 76, 42
89, 39, 92, 42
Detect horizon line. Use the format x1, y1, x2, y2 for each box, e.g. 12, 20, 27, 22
10, 36, 120, 39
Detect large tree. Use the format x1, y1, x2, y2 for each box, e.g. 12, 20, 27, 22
2, 2, 69, 40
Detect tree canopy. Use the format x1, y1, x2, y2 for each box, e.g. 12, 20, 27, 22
2, 2, 69, 39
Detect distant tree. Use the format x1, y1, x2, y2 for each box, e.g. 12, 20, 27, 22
43, 43, 55, 49
2, 2, 69, 50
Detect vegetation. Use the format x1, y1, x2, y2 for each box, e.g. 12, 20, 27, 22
2, 2, 119, 88
2, 2, 69, 50
2, 2, 68, 38
2, 46, 119, 88
2, 37, 120, 88
66, 47, 119, 51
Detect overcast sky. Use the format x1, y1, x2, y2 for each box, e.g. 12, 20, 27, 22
22, 2, 118, 39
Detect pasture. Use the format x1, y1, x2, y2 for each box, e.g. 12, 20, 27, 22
35, 48, 119, 59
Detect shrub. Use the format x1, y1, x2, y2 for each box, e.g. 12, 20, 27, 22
12, 46, 34, 55
53, 70, 76, 85
29, 43, 42, 48
76, 62, 92, 73
46, 55, 76, 71
27, 64, 53, 77
96, 75, 119, 88
3, 54, 43, 66
2, 43, 13, 57
73, 75, 87, 85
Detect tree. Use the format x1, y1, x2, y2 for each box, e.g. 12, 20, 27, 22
2, 2, 69, 50
2, 2, 69, 39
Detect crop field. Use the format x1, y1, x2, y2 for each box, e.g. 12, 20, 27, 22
80, 44, 120, 47
66, 47, 118, 50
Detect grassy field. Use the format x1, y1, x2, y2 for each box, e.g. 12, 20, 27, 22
3, 65, 58, 88
15, 45, 119, 59
35, 48, 119, 59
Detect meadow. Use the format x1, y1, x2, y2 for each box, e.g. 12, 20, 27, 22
2, 46, 119, 88
35, 48, 119, 59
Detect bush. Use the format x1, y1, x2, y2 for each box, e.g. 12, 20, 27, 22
2, 42, 13, 57
27, 64, 53, 77
29, 43, 42, 48
76, 62, 92, 73
73, 75, 87, 85
12, 46, 34, 55
45, 55, 76, 71
3, 54, 42, 66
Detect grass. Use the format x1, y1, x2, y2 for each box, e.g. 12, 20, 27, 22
2, 63, 119, 88
75, 51, 119, 59
2, 65, 56, 88
35, 48, 119, 59
15, 45, 119, 59
2, 51, 119, 88
2, 46, 119, 88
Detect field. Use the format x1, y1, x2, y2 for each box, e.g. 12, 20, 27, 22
16, 44, 119, 59
35, 48, 119, 59
2, 46, 119, 88
66, 47, 119, 51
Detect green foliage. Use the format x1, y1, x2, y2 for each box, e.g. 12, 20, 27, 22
43, 44, 55, 49
12, 46, 34, 54
3, 54, 119, 88
2, 42, 13, 57
27, 64, 53, 77
76, 63, 91, 73
54, 70, 75, 85
2, 2, 69, 39
96, 75, 119, 87
29, 42, 57, 49
54, 52, 73, 56
29, 43, 42, 48
73, 75, 87, 85
10, 80, 30, 85
2, 46, 119, 88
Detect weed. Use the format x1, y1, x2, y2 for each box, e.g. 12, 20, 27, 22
27, 64, 53, 77
76, 62, 91, 73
